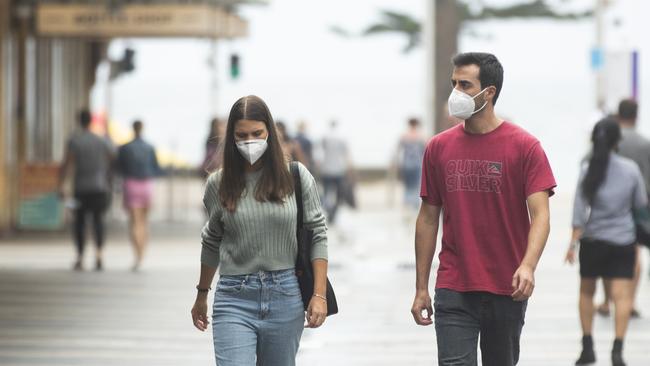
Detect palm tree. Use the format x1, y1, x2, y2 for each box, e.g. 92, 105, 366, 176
363, 10, 422, 53
339, 0, 592, 132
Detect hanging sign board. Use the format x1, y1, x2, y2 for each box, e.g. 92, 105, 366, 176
36, 4, 248, 38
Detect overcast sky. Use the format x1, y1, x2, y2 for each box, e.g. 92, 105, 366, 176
99, 0, 649, 188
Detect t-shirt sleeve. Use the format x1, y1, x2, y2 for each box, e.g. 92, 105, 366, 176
572, 164, 589, 229
420, 139, 442, 206
523, 141, 557, 198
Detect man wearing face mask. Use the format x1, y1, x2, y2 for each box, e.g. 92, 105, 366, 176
410, 52, 557, 366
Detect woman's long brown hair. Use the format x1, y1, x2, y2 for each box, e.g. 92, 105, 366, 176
218, 95, 294, 211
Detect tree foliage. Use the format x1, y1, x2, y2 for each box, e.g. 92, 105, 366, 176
354, 0, 592, 53
363, 10, 422, 53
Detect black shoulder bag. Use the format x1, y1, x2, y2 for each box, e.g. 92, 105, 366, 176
291, 162, 339, 316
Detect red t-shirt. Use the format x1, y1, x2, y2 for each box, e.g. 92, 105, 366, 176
420, 122, 556, 295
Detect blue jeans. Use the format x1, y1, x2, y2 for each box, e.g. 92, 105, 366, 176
401, 167, 422, 209
212, 269, 305, 366
321, 175, 344, 223
434, 288, 527, 366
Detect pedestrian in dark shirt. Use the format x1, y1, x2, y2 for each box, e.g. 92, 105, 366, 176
117, 120, 162, 271
295, 121, 315, 171
58, 109, 114, 271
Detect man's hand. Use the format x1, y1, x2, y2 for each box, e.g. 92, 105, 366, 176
411, 290, 433, 326
511, 264, 535, 301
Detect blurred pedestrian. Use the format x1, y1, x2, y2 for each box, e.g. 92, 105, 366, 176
276, 121, 307, 165
58, 109, 114, 271
565, 118, 643, 366
396, 117, 427, 211
190, 95, 329, 366
411, 52, 556, 366
117, 120, 163, 271
320, 120, 351, 224
295, 120, 315, 171
201, 117, 226, 177
596, 99, 646, 319
440, 103, 464, 131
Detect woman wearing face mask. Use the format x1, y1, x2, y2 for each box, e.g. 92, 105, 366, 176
565, 118, 645, 366
190, 95, 329, 365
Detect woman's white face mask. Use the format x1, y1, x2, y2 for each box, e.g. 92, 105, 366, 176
236, 139, 268, 165
447, 87, 488, 120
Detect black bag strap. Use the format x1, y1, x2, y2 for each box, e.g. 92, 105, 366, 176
290, 162, 304, 231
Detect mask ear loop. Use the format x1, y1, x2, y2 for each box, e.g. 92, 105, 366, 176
471, 87, 489, 116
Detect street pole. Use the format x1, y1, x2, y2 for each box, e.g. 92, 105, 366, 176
16, 5, 29, 165
209, 38, 219, 117
595, 0, 606, 112
0, 0, 10, 232
14, 4, 30, 230
425, 0, 436, 136
106, 77, 112, 133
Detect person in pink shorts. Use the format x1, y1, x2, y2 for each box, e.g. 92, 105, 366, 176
123, 178, 153, 210
117, 121, 163, 271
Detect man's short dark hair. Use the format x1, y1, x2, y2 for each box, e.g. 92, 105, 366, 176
133, 120, 143, 134
452, 52, 504, 105
79, 109, 91, 128
618, 99, 638, 121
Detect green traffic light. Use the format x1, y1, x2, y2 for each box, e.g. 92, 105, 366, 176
230, 54, 240, 79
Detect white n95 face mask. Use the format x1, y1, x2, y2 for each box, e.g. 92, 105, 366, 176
236, 139, 268, 165
447, 88, 488, 120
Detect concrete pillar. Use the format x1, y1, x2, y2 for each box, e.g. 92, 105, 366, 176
0, 0, 11, 233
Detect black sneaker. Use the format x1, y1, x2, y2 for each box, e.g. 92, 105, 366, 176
611, 351, 626, 366
95, 258, 103, 271
612, 339, 626, 366
72, 260, 83, 271
575, 348, 596, 365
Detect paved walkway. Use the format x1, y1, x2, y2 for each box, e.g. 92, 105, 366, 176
1, 183, 649, 365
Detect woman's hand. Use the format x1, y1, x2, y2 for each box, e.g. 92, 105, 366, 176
191, 295, 210, 331
305, 295, 327, 328
564, 245, 576, 265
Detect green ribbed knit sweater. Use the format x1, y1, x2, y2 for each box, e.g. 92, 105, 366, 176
200, 162, 328, 275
